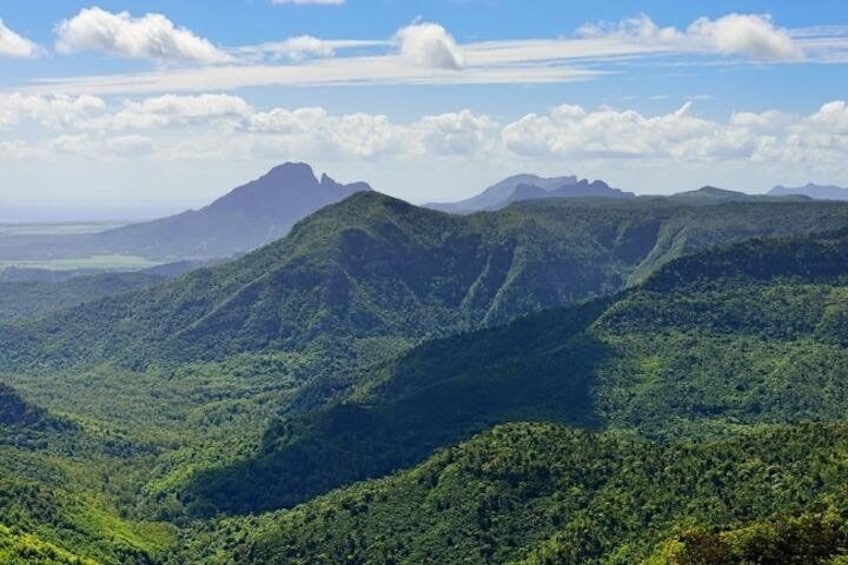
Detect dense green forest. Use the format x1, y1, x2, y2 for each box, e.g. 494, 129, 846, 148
177, 421, 848, 564
179, 229, 848, 515
3, 194, 848, 563
0, 272, 164, 322
4, 193, 848, 372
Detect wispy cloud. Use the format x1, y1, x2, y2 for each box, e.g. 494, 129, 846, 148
54, 7, 232, 64
578, 13, 803, 61
13, 13, 846, 95
0, 18, 42, 58
792, 25, 848, 63
235, 37, 384, 61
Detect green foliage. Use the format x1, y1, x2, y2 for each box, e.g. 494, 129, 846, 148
0, 273, 163, 322
0, 473, 175, 564
177, 421, 848, 564
5, 194, 848, 372
182, 229, 848, 515
4, 199, 848, 562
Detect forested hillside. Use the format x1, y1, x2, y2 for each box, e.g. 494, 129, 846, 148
4, 193, 848, 373
179, 421, 848, 564
182, 229, 848, 514
3, 196, 848, 564
0, 272, 164, 322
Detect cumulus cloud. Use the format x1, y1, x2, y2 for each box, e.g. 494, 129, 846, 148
248, 107, 411, 159
55, 7, 231, 64
0, 19, 41, 57
499, 100, 848, 166
3, 90, 848, 178
48, 133, 155, 159
395, 22, 465, 69
578, 13, 803, 61
414, 110, 500, 156
86, 94, 252, 130
502, 102, 717, 159
0, 93, 106, 129
688, 14, 803, 60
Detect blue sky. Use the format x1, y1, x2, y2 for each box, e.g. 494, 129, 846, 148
1, 0, 847, 220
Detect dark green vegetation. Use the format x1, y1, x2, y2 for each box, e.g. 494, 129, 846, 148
180, 421, 848, 564
0, 272, 164, 322
5, 192, 848, 373
3, 192, 848, 563
183, 229, 848, 516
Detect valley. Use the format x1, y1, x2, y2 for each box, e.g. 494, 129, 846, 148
3, 166, 848, 563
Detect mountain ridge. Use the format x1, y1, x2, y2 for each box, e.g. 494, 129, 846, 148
769, 182, 848, 201
6, 193, 848, 372
183, 227, 848, 515
91, 162, 372, 259
0, 162, 372, 263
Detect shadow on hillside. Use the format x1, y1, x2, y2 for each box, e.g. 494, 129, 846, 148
181, 301, 613, 517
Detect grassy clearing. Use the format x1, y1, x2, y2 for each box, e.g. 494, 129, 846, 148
0, 255, 161, 271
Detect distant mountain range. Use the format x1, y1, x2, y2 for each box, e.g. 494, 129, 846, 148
425, 175, 842, 214
426, 174, 634, 213
0, 162, 372, 262
93, 162, 372, 259
768, 183, 848, 201
2, 164, 845, 271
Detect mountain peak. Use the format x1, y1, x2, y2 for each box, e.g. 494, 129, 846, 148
97, 162, 372, 260
768, 182, 848, 201
262, 162, 319, 185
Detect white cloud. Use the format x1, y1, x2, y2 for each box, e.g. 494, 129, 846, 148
0, 93, 106, 129
29, 58, 596, 95
2, 89, 847, 185
395, 22, 465, 69
578, 13, 803, 61
687, 14, 803, 61
414, 110, 500, 156
85, 93, 252, 130
28, 13, 826, 96
271, 0, 345, 4
48, 132, 155, 159
502, 102, 715, 159
793, 25, 848, 64
0, 18, 41, 57
3, 96, 848, 206
729, 109, 789, 129
237, 36, 383, 61
498, 100, 848, 167
248, 107, 411, 159
55, 7, 231, 64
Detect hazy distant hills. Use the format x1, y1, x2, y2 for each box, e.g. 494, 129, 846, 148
94, 162, 372, 260
428, 175, 835, 215
768, 182, 848, 201
426, 174, 634, 213
0, 162, 371, 263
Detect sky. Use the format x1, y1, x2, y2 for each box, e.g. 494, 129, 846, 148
0, 1, 847, 220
